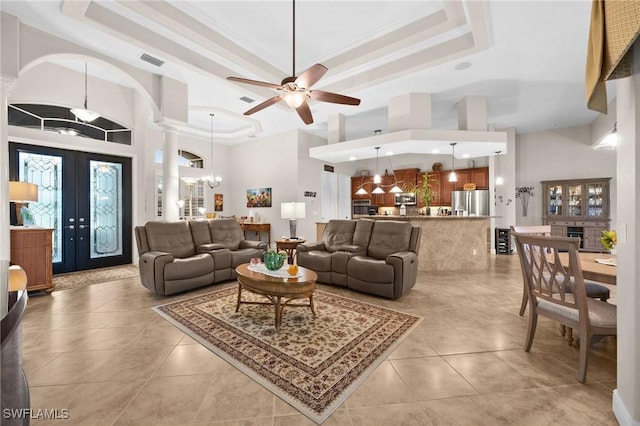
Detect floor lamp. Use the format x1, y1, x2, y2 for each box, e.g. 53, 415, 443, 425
281, 202, 305, 239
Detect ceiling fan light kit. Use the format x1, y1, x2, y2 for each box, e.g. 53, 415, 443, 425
227, 0, 360, 125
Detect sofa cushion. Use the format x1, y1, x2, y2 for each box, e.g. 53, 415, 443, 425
322, 220, 357, 252
164, 253, 214, 280
348, 256, 394, 284
230, 248, 265, 268
208, 219, 244, 250
367, 221, 412, 260
353, 219, 374, 248
298, 250, 332, 272
189, 220, 212, 246
145, 221, 196, 258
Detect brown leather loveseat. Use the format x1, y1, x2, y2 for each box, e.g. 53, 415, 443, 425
135, 219, 266, 296
296, 219, 421, 299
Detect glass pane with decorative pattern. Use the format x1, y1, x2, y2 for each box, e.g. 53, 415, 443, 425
90, 160, 123, 258
547, 184, 563, 216
567, 184, 582, 216
18, 152, 63, 263
586, 183, 604, 217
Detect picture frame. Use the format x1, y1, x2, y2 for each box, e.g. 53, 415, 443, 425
246, 187, 272, 208
214, 193, 223, 211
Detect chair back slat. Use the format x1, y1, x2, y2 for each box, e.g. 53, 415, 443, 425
512, 233, 589, 314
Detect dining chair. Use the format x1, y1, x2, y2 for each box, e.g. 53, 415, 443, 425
511, 226, 610, 316
512, 233, 616, 383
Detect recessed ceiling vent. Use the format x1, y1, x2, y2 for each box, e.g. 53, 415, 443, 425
240, 96, 255, 103
140, 53, 164, 67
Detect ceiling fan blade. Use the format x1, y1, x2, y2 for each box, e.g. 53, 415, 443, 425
227, 76, 282, 90
295, 64, 328, 89
295, 101, 314, 125
308, 90, 361, 105
244, 95, 283, 115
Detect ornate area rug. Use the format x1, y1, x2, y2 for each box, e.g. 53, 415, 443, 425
153, 287, 421, 424
53, 264, 139, 291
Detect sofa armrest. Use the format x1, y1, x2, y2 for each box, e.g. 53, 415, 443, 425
139, 251, 175, 296
386, 251, 418, 299
240, 240, 268, 250
336, 244, 367, 256
297, 242, 326, 252
196, 243, 227, 254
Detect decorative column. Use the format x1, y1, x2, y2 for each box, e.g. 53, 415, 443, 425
1, 76, 16, 318
159, 124, 180, 221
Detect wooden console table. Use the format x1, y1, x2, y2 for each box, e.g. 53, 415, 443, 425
10, 227, 54, 293
241, 223, 271, 243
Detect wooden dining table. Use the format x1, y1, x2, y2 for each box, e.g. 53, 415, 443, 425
550, 252, 617, 285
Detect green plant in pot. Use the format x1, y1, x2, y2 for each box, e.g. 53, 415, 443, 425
402, 173, 439, 208
264, 249, 287, 271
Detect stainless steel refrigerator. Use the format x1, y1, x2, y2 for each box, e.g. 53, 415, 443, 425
452, 190, 490, 216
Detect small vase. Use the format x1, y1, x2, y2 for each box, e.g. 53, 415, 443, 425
610, 248, 617, 255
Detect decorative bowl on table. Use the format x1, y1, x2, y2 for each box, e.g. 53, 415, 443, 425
264, 250, 287, 271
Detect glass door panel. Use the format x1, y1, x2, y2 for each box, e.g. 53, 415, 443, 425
89, 160, 123, 258
17, 151, 64, 263
586, 183, 604, 217
548, 184, 563, 216
568, 184, 582, 216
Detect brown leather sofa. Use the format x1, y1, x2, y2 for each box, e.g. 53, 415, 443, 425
135, 219, 266, 296
296, 219, 421, 299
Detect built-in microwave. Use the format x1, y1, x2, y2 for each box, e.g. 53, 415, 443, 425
353, 200, 371, 215
394, 192, 416, 206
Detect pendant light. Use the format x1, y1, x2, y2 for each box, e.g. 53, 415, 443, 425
372, 147, 384, 194
202, 113, 222, 189
448, 142, 458, 183
495, 151, 504, 185
70, 63, 100, 123
386, 152, 403, 193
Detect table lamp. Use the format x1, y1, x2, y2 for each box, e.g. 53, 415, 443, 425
281, 202, 305, 239
9, 181, 39, 226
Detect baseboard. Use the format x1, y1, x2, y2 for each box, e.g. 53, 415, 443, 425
613, 389, 640, 426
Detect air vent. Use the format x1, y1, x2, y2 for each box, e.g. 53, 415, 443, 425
140, 53, 165, 67
240, 96, 255, 103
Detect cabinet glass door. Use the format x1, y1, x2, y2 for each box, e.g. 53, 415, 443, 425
586, 183, 605, 217
548, 184, 563, 216
568, 184, 582, 216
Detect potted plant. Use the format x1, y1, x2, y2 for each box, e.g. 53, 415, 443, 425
403, 173, 439, 208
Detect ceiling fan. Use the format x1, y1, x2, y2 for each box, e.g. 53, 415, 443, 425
227, 0, 360, 125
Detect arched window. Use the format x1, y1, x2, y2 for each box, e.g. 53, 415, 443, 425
9, 104, 132, 145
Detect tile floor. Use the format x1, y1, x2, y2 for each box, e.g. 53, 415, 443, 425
21, 255, 618, 425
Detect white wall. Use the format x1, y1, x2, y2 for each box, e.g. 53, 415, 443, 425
515, 125, 617, 227
227, 129, 298, 246
612, 41, 640, 425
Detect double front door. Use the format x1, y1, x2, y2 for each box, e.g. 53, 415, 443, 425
9, 143, 132, 274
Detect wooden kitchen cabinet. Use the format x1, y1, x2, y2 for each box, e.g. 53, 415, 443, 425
10, 227, 54, 292
394, 168, 420, 188
470, 167, 489, 189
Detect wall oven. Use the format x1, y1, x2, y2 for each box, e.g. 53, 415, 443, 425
353, 200, 371, 215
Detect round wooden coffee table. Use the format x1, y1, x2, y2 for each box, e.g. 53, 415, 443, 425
235, 263, 318, 331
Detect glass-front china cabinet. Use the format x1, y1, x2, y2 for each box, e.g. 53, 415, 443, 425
541, 178, 611, 252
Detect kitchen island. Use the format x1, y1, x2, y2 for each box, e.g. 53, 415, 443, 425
355, 215, 490, 272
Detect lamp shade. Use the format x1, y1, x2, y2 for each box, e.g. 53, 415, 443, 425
9, 182, 38, 203
281, 202, 306, 219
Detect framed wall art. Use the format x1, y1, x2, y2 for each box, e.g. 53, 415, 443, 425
214, 193, 223, 211
246, 187, 272, 207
